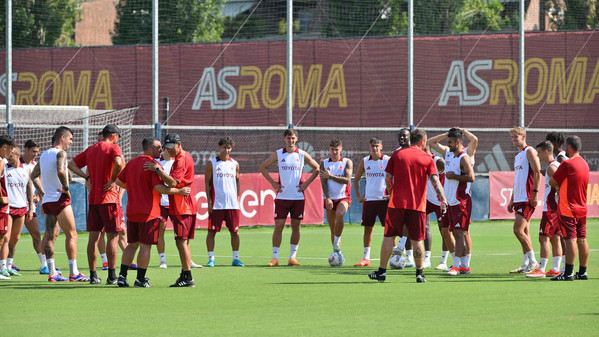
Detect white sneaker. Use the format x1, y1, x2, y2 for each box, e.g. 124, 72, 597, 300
190, 261, 203, 268
422, 258, 431, 269
435, 262, 448, 270
404, 257, 415, 268
333, 244, 340, 252
392, 246, 403, 255
158, 262, 167, 269
0, 274, 11, 280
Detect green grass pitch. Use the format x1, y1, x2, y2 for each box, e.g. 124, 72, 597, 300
2, 220, 598, 336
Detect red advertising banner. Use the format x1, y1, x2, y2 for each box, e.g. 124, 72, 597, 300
164, 173, 323, 229
489, 171, 599, 219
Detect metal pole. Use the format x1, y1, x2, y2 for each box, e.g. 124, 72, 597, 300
6, 0, 13, 137
153, 0, 160, 138
162, 97, 169, 139
407, 0, 414, 130
519, 0, 525, 127
286, 0, 293, 128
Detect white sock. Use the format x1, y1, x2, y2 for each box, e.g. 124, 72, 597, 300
526, 250, 537, 265
272, 247, 280, 259
522, 253, 530, 268
39, 253, 47, 267
100, 253, 108, 264
424, 251, 431, 260
451, 252, 457, 265
333, 236, 341, 250
48, 258, 57, 275
440, 251, 449, 264
208, 251, 214, 260
538, 258, 548, 272
232, 251, 239, 260
363, 247, 371, 260
7, 258, 13, 267
68, 259, 79, 276
461, 254, 471, 268
159, 253, 167, 263
452, 255, 461, 268
0, 260, 6, 270
289, 244, 298, 259
406, 250, 414, 261
398, 236, 407, 250
552, 256, 562, 271
561, 255, 566, 271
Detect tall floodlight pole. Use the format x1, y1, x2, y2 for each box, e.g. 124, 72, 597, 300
286, 0, 293, 128
6, 0, 13, 137
407, 0, 414, 130
519, 0, 525, 127
153, 0, 160, 138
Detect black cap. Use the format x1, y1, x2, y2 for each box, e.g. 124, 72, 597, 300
164, 133, 181, 149
102, 124, 121, 136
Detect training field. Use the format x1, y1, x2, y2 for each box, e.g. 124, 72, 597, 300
2, 220, 598, 336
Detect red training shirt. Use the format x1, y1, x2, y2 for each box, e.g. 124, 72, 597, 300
72, 141, 122, 205
168, 150, 197, 216
552, 156, 589, 218
385, 146, 437, 212
117, 155, 163, 222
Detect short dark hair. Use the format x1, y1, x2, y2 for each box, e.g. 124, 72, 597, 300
397, 128, 410, 141
369, 137, 382, 145
566, 135, 582, 152
329, 138, 342, 148
0, 135, 15, 148
142, 137, 159, 152
283, 128, 297, 137
51, 126, 73, 145
24, 139, 39, 149
535, 140, 554, 153
546, 132, 565, 148
218, 136, 235, 147
410, 129, 427, 145
447, 127, 463, 142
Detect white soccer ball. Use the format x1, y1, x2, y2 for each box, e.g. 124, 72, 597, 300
389, 254, 406, 269
328, 251, 345, 267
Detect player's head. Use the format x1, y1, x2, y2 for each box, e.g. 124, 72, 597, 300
142, 137, 162, 159
510, 126, 526, 148
7, 146, 21, 168
218, 136, 234, 158
23, 139, 40, 161
0, 134, 16, 159
52, 126, 74, 149
410, 129, 427, 150
283, 128, 298, 149
535, 140, 554, 164
329, 138, 342, 159
102, 124, 121, 143
447, 127, 463, 153
163, 133, 182, 157
369, 137, 383, 156
545, 131, 565, 154
565, 135, 582, 156
397, 128, 410, 148
97, 131, 104, 142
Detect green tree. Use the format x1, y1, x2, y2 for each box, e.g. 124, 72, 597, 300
0, 0, 80, 48
324, 0, 397, 37
112, 0, 225, 45
546, 0, 597, 30
452, 0, 509, 33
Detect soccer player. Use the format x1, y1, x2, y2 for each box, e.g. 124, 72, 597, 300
321, 138, 352, 255
116, 138, 190, 287
31, 126, 89, 282
353, 137, 390, 267
259, 128, 320, 267
145, 133, 198, 287
205, 136, 244, 267
526, 141, 562, 278
546, 131, 568, 271
157, 149, 174, 269
1, 146, 34, 278
507, 126, 541, 274
549, 136, 590, 281
69, 124, 125, 285
0, 135, 16, 280
424, 145, 448, 270
369, 129, 447, 283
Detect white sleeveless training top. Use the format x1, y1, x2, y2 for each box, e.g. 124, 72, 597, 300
6, 166, 29, 208
210, 156, 240, 210
363, 155, 389, 201
426, 155, 443, 205
276, 148, 305, 200
40, 147, 67, 204
322, 157, 351, 200
513, 146, 534, 203
444, 150, 472, 206
543, 159, 559, 212
159, 158, 174, 207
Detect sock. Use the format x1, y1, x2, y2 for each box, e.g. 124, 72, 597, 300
451, 252, 457, 266
416, 268, 423, 276
398, 236, 407, 250
232, 251, 239, 260
461, 255, 470, 268
272, 247, 280, 259
48, 258, 57, 275
564, 263, 574, 277
522, 253, 529, 268
182, 270, 192, 280
69, 259, 79, 276
527, 250, 537, 265
561, 255, 566, 271
363, 247, 371, 260
333, 236, 341, 250
579, 266, 587, 275
90, 270, 97, 279
289, 244, 298, 259
39, 253, 47, 267
119, 264, 129, 278
7, 258, 13, 267
136, 268, 147, 282
208, 251, 215, 260
552, 256, 562, 271
440, 251, 449, 264
452, 255, 461, 268
406, 250, 414, 261
538, 258, 548, 272
108, 268, 117, 280
378, 267, 386, 274
100, 253, 108, 264
424, 251, 431, 260
159, 253, 167, 263
0, 260, 7, 270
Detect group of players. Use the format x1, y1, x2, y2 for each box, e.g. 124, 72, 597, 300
0, 124, 590, 286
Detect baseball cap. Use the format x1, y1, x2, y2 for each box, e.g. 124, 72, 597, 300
102, 124, 121, 136
164, 133, 181, 149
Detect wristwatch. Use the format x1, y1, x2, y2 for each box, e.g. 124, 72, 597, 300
532, 189, 539, 193
155, 167, 161, 173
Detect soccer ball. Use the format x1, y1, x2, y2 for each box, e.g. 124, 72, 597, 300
328, 251, 345, 267
389, 254, 406, 269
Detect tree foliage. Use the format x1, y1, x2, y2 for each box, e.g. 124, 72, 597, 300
452, 0, 509, 33
546, 0, 597, 30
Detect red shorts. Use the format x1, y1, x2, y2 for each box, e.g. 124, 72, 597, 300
87, 204, 122, 232
558, 215, 586, 239
171, 214, 196, 240
426, 200, 442, 220
9, 207, 28, 219
117, 204, 125, 223
539, 210, 561, 237
274, 199, 305, 220
361, 200, 388, 227
159, 206, 170, 222
127, 218, 160, 245
42, 194, 71, 217
513, 202, 535, 222
323, 198, 351, 211
384, 208, 426, 241
209, 209, 240, 233
447, 197, 472, 232
0, 213, 8, 234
